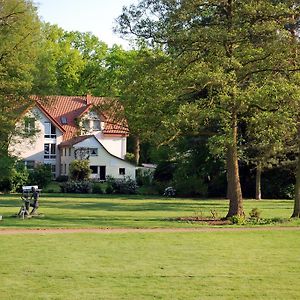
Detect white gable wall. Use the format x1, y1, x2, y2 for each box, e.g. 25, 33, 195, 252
10, 107, 63, 177
74, 137, 135, 179
95, 132, 127, 159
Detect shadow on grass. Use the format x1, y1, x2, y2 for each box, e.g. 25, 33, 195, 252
38, 200, 228, 212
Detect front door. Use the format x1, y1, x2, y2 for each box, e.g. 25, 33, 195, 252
99, 166, 106, 181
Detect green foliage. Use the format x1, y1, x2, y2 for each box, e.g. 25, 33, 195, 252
249, 208, 262, 220
136, 168, 153, 187
69, 160, 91, 181
105, 185, 114, 194
60, 181, 93, 193
106, 176, 137, 194
116, 0, 300, 216
0, 0, 41, 151
92, 183, 104, 194
0, 158, 29, 192
124, 153, 136, 164
28, 164, 52, 188
173, 173, 208, 197
229, 215, 246, 225
55, 175, 69, 183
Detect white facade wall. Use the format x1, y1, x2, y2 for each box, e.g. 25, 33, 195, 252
74, 137, 135, 180
95, 132, 127, 159
10, 107, 63, 177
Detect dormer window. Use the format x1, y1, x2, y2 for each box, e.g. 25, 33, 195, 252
60, 117, 68, 125
92, 119, 100, 131
44, 122, 56, 138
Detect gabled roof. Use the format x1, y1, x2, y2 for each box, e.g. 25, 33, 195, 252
58, 135, 94, 147
30, 95, 129, 142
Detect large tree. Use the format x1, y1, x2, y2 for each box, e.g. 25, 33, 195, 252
116, 0, 300, 217
0, 0, 41, 155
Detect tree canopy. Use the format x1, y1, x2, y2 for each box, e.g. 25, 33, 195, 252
116, 0, 300, 217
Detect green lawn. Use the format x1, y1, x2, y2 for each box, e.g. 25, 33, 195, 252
0, 194, 300, 228
0, 230, 299, 299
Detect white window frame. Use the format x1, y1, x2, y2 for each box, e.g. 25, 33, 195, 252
44, 143, 56, 159
44, 121, 56, 138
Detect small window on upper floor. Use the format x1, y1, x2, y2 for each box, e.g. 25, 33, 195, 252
44, 122, 56, 138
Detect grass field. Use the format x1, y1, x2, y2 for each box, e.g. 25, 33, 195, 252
0, 230, 299, 299
0, 194, 300, 228
1, 195, 300, 299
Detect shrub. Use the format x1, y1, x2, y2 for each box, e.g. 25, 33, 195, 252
136, 168, 153, 186
56, 175, 69, 182
60, 180, 92, 193
106, 176, 137, 194
69, 160, 91, 181
28, 164, 52, 188
229, 215, 246, 225
249, 208, 261, 220
92, 183, 103, 194
172, 174, 208, 196
10, 162, 29, 192
105, 185, 114, 194
125, 153, 136, 164
0, 157, 28, 192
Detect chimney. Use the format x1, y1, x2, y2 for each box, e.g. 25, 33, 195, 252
86, 94, 92, 105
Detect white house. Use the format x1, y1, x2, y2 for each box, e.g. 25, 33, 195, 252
10, 95, 136, 180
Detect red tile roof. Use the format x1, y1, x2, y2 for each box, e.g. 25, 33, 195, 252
31, 95, 129, 141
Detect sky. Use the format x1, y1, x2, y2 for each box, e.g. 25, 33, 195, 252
35, 0, 137, 49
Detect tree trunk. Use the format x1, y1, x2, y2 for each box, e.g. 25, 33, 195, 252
133, 136, 140, 166
226, 112, 244, 218
255, 163, 262, 200
291, 131, 300, 218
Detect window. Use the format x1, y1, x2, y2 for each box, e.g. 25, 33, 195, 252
92, 119, 101, 131
60, 116, 68, 125
69, 148, 72, 156
24, 160, 35, 170
24, 118, 35, 134
44, 143, 56, 159
119, 168, 126, 175
44, 122, 56, 138
83, 119, 90, 130
89, 148, 98, 156
90, 166, 98, 174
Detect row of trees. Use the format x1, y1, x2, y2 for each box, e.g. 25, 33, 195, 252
2, 0, 300, 218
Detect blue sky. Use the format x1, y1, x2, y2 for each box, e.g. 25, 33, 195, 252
35, 0, 136, 48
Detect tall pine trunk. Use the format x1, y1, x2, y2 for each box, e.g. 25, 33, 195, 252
255, 163, 262, 200
133, 136, 140, 166
226, 112, 244, 218
291, 127, 300, 218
